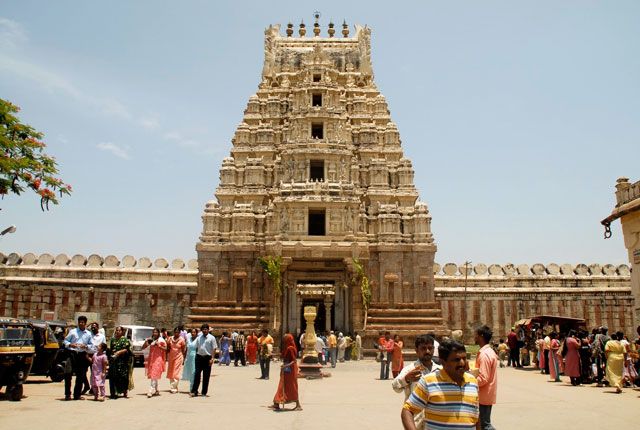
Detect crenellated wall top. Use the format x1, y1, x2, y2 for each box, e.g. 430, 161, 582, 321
433, 262, 630, 278
0, 253, 198, 271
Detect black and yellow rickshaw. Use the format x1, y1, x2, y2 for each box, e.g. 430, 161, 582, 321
0, 317, 35, 401
28, 319, 64, 382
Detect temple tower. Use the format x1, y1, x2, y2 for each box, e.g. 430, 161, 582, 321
193, 19, 446, 344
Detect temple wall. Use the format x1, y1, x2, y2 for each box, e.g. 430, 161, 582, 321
0, 252, 198, 329
0, 252, 634, 340
434, 262, 634, 342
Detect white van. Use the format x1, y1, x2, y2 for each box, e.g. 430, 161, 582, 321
115, 325, 154, 365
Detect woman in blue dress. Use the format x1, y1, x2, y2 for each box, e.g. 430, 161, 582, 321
181, 328, 198, 391
219, 332, 231, 366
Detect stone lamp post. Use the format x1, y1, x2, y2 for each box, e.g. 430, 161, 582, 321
298, 305, 326, 379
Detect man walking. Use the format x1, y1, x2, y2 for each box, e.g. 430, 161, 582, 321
327, 330, 337, 368
234, 330, 246, 366
594, 326, 610, 387
63, 315, 94, 400
379, 331, 394, 380
258, 329, 274, 379
473, 325, 499, 430
401, 339, 479, 429
191, 323, 217, 397
507, 327, 520, 368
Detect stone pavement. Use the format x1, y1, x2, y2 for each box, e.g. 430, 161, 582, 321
1, 361, 637, 429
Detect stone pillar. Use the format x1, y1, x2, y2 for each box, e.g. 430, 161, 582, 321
324, 297, 333, 332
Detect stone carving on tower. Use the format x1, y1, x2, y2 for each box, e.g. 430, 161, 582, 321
194, 18, 443, 343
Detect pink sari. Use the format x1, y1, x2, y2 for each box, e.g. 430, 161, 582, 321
549, 339, 561, 381
145, 337, 167, 379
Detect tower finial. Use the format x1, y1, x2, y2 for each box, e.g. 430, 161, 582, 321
286, 22, 293, 37
299, 20, 306, 37
342, 20, 349, 38
313, 11, 321, 37
328, 20, 335, 38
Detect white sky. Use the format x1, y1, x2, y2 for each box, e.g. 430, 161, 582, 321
0, 1, 638, 265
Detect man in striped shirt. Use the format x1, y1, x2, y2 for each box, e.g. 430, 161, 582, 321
401, 339, 480, 430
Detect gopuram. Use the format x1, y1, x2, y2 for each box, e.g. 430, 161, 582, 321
192, 19, 447, 345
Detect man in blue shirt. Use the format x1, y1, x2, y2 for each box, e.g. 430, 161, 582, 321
63, 315, 94, 400
190, 323, 218, 397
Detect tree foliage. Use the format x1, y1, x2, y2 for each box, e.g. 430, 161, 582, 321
352, 258, 371, 311
0, 98, 71, 210
258, 255, 282, 297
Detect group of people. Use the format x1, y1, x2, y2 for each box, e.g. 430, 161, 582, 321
299, 330, 362, 368
396, 326, 499, 430
529, 326, 640, 392
61, 317, 290, 402
378, 331, 435, 380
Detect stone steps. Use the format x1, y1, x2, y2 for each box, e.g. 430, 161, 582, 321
187, 314, 269, 323
367, 316, 445, 324
189, 306, 267, 315
368, 302, 441, 310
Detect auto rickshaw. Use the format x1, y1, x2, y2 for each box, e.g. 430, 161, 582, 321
0, 317, 35, 401
28, 319, 64, 382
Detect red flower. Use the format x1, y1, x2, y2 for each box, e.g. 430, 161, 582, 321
33, 178, 41, 189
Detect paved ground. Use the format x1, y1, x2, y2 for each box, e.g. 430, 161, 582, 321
1, 360, 637, 429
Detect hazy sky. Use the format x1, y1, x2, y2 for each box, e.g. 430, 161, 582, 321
0, 1, 638, 266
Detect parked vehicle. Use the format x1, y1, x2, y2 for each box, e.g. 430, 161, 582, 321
28, 319, 64, 382
116, 325, 154, 366
0, 317, 35, 401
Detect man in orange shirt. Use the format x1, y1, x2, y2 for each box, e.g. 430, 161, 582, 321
327, 331, 338, 368
473, 325, 498, 430
258, 329, 274, 380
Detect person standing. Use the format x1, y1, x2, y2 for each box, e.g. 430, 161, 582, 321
167, 327, 186, 393
327, 331, 338, 368
379, 331, 394, 380
109, 326, 133, 399
272, 333, 302, 411
258, 329, 274, 380
473, 325, 498, 430
246, 330, 258, 365
497, 339, 508, 369
594, 326, 611, 387
507, 327, 520, 368
355, 332, 362, 360
142, 328, 167, 398
564, 330, 581, 386
548, 332, 561, 382
191, 324, 217, 397
401, 339, 479, 430
337, 332, 347, 362
63, 315, 94, 400
218, 331, 231, 366
234, 330, 246, 366
605, 332, 626, 393
391, 334, 404, 378
392, 333, 442, 428
182, 328, 198, 392
90, 342, 109, 401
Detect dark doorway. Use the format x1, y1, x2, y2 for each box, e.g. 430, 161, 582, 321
308, 209, 326, 235
312, 93, 322, 107
311, 122, 324, 139
310, 160, 324, 181
235, 278, 243, 303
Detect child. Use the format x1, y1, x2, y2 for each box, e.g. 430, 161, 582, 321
497, 339, 508, 368
90, 343, 109, 401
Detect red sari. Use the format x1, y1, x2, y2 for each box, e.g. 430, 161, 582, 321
246, 334, 258, 364
273, 334, 299, 404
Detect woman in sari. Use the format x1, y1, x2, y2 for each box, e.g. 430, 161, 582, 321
548, 332, 561, 382
246, 331, 258, 365
337, 333, 346, 362
109, 326, 133, 399
605, 332, 626, 393
564, 330, 581, 386
391, 334, 404, 378
182, 328, 198, 391
166, 327, 186, 393
536, 332, 546, 374
272, 333, 301, 411
219, 332, 231, 366
142, 328, 167, 398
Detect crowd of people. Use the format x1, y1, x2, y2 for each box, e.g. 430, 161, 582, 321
61, 316, 299, 406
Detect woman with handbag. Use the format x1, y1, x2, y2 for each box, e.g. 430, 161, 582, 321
272, 333, 301, 411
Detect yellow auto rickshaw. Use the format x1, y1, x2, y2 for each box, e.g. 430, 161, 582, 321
0, 317, 35, 401
28, 319, 64, 382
